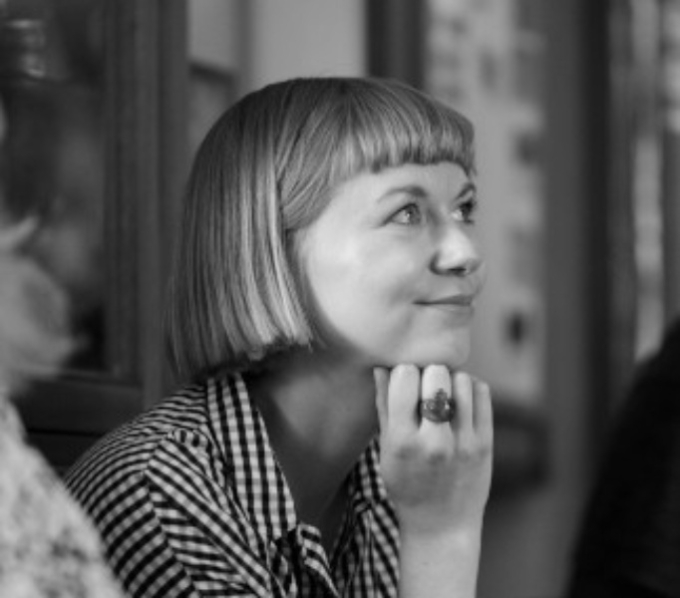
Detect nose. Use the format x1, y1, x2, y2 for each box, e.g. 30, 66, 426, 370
430, 224, 483, 277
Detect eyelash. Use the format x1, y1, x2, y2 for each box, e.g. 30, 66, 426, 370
455, 197, 478, 224
391, 203, 423, 226
390, 197, 478, 226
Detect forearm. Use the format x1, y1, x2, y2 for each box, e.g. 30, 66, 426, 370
399, 527, 482, 598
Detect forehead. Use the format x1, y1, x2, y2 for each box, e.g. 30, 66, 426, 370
329, 162, 472, 208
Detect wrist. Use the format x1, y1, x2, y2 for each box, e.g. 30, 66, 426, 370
397, 505, 486, 541
399, 526, 482, 598
400, 523, 482, 553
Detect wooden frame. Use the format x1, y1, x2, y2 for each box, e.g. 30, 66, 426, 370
366, 0, 424, 89
17, 0, 188, 472
189, 61, 236, 159
660, 1, 680, 323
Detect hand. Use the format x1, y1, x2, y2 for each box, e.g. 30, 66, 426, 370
374, 364, 493, 538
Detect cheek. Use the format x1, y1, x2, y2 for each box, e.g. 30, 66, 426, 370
299, 236, 362, 322
337, 243, 423, 306
305, 243, 359, 293
303, 243, 415, 340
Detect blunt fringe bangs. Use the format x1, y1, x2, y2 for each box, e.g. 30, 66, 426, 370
166, 77, 476, 382
330, 78, 475, 182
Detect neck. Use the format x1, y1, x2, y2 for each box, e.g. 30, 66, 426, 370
245, 350, 378, 529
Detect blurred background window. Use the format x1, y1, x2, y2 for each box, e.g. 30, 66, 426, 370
0, 0, 106, 372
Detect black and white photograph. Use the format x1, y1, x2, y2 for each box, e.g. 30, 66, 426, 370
1, 1, 679, 597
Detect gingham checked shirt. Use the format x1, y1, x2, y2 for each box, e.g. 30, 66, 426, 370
65, 374, 401, 597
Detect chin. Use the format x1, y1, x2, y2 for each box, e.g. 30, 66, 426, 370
389, 342, 471, 371
417, 351, 469, 370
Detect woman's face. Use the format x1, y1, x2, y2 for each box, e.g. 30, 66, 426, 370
298, 161, 485, 369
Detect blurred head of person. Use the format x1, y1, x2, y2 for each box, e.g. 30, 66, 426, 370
0, 216, 72, 395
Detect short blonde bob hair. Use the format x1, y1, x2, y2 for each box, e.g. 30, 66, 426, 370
166, 77, 475, 382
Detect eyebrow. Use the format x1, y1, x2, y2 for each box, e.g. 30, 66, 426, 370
456, 181, 477, 199
377, 181, 477, 204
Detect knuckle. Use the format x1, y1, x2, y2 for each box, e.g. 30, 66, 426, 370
392, 436, 452, 466
480, 442, 493, 459
453, 372, 473, 396
422, 365, 452, 399
453, 370, 471, 385
393, 363, 419, 386
392, 439, 419, 461
462, 438, 493, 462
457, 436, 485, 459
421, 435, 453, 463
457, 442, 476, 461
424, 363, 449, 380
424, 445, 450, 465
475, 380, 491, 397
397, 363, 418, 376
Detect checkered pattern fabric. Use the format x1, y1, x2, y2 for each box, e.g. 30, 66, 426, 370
66, 374, 400, 597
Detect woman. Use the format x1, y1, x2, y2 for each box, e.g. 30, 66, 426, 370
0, 217, 124, 598
66, 77, 493, 598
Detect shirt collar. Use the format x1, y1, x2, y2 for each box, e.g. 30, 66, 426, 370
347, 436, 389, 516
206, 373, 389, 542
206, 373, 298, 540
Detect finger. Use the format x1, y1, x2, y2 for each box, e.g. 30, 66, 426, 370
472, 378, 493, 441
374, 367, 390, 431
420, 364, 454, 431
451, 371, 474, 435
387, 364, 420, 437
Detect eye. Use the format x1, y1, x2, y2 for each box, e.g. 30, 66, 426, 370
453, 197, 478, 224
390, 203, 423, 226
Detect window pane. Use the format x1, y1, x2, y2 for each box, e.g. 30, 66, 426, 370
0, 0, 107, 372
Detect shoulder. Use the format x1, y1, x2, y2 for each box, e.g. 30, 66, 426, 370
65, 380, 226, 514
64, 376, 274, 596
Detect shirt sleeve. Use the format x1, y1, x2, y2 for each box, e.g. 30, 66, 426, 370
146, 436, 275, 596
76, 432, 276, 598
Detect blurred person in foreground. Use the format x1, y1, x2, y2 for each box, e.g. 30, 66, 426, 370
66, 77, 493, 598
567, 319, 680, 598
0, 217, 126, 598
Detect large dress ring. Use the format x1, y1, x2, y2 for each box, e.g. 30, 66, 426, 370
419, 389, 456, 423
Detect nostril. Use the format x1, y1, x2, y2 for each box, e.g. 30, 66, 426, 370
451, 265, 470, 277
432, 258, 480, 277
453, 258, 481, 277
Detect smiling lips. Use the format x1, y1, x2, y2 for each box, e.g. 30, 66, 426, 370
416, 295, 476, 319
424, 294, 475, 307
